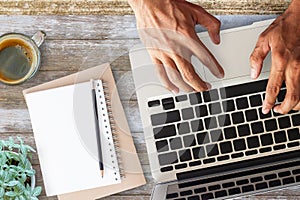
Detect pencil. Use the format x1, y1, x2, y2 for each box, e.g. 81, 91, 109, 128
92, 86, 104, 178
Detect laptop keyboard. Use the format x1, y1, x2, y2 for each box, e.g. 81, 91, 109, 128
165, 150, 300, 200
147, 79, 300, 173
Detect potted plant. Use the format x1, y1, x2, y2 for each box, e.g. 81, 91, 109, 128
0, 137, 42, 200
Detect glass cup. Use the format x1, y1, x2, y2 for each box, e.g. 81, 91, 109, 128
0, 31, 46, 85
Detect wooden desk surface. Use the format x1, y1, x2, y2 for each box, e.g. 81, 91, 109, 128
0, 15, 299, 200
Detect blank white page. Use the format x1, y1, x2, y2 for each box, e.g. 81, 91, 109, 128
25, 81, 121, 196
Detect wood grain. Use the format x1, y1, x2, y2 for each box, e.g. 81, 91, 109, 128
0, 0, 290, 15
0, 15, 299, 200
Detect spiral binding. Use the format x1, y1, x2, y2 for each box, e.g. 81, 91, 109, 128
102, 82, 125, 179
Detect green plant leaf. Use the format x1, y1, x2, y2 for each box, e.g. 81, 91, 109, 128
5, 191, 17, 197
6, 181, 19, 187
0, 187, 4, 197
31, 187, 42, 197
19, 195, 26, 200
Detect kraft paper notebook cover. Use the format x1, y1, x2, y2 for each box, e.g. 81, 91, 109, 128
23, 63, 146, 199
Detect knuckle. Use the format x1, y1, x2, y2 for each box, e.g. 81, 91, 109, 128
266, 84, 281, 95
285, 92, 299, 103
182, 71, 197, 82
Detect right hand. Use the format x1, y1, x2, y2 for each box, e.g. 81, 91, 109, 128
129, 0, 224, 93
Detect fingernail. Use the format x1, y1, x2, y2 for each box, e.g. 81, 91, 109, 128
215, 34, 220, 44
171, 89, 179, 95
262, 107, 269, 114
273, 107, 279, 113
206, 83, 212, 90
251, 69, 257, 79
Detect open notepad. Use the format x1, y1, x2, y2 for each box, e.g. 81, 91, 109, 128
24, 64, 146, 199
25, 79, 121, 196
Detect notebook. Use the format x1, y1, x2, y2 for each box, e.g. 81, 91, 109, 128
23, 63, 146, 199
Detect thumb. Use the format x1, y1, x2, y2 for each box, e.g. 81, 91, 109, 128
249, 35, 270, 79
191, 4, 221, 44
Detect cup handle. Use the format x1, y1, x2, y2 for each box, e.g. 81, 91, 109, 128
31, 31, 46, 47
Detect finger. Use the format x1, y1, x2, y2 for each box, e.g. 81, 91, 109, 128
162, 57, 194, 92
189, 3, 221, 44
173, 55, 211, 91
293, 101, 300, 111
188, 32, 225, 79
262, 51, 286, 114
151, 56, 179, 93
273, 62, 300, 114
249, 32, 271, 79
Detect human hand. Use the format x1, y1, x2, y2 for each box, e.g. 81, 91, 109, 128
129, 0, 224, 93
250, 0, 300, 114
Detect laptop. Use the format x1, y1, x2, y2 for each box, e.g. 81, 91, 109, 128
129, 19, 300, 200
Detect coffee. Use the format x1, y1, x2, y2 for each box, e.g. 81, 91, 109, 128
0, 40, 33, 82
0, 32, 45, 85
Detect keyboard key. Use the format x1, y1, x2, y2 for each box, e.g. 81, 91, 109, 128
148, 100, 160, 107
195, 105, 208, 118
231, 152, 244, 159
201, 193, 214, 200
265, 119, 278, 132
273, 144, 286, 150
175, 163, 188, 170
204, 117, 218, 130
162, 97, 175, 110
161, 166, 173, 172
259, 107, 272, 119
215, 190, 227, 198
236, 179, 249, 185
297, 176, 300, 182
255, 182, 268, 190
228, 188, 241, 195
278, 171, 291, 178
188, 196, 200, 200
189, 92, 202, 105
208, 102, 222, 115
203, 89, 219, 102
191, 119, 204, 132
179, 149, 192, 162
153, 125, 176, 139
250, 176, 263, 183
180, 190, 193, 196
151, 110, 181, 126
236, 97, 249, 110
193, 146, 206, 159
250, 94, 262, 107
222, 182, 235, 188
292, 114, 300, 126
158, 152, 178, 166
245, 109, 258, 121
287, 128, 300, 141
287, 141, 299, 148
210, 129, 223, 142
206, 144, 219, 157
156, 140, 169, 152
189, 161, 202, 167
293, 169, 300, 175
251, 121, 264, 134
218, 114, 231, 127
233, 139, 246, 151
182, 107, 194, 120
237, 124, 251, 137
170, 138, 183, 150
269, 180, 281, 187
178, 122, 190, 135
220, 141, 233, 153
232, 112, 245, 124
197, 132, 210, 144
260, 133, 273, 146
203, 158, 216, 164
274, 130, 287, 143
183, 135, 196, 147
220, 79, 268, 99
224, 127, 237, 139
217, 155, 230, 161
283, 177, 295, 185
278, 116, 291, 129
176, 94, 187, 102
194, 187, 206, 194
166, 193, 178, 199
245, 149, 258, 156
264, 174, 277, 180
242, 185, 254, 193
222, 99, 235, 112
247, 136, 260, 148
208, 185, 220, 191
259, 147, 272, 153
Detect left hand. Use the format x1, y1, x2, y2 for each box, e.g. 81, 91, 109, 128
250, 0, 300, 114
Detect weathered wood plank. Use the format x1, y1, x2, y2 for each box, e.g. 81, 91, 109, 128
0, 1, 289, 15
